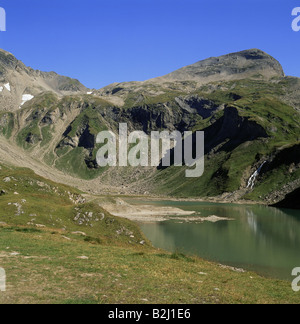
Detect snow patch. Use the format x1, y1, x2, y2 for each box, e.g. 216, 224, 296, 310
20, 94, 34, 107
4, 83, 10, 92
0, 87, 3, 92
87, 91, 93, 95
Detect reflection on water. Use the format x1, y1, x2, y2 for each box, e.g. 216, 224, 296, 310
132, 200, 300, 280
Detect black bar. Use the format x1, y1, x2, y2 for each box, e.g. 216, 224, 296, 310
101, 305, 196, 322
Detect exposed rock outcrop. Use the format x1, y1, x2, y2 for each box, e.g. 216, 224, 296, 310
272, 187, 300, 209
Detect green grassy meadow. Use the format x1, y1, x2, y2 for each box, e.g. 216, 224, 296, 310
0, 163, 299, 304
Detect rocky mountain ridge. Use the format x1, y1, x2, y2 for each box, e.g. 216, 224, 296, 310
0, 48, 299, 206
0, 49, 88, 111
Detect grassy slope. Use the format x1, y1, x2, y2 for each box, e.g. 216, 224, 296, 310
1, 227, 299, 304
151, 79, 300, 199
0, 164, 146, 246
0, 164, 299, 304
0, 112, 14, 139
54, 105, 110, 179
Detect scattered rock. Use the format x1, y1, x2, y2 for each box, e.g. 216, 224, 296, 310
3, 177, 11, 182
13, 203, 23, 215
219, 264, 246, 273
198, 272, 208, 276
71, 231, 87, 236
77, 256, 89, 260
205, 215, 234, 223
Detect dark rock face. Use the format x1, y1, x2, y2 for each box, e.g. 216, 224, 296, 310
203, 106, 268, 154
175, 95, 220, 118
57, 123, 96, 156
57, 136, 77, 149
109, 97, 222, 134
272, 188, 300, 209
26, 133, 41, 145
268, 144, 300, 169
125, 106, 177, 133
78, 125, 95, 149
111, 87, 124, 95
158, 106, 268, 170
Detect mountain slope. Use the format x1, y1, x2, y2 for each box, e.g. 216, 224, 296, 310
97, 49, 285, 106
154, 49, 285, 83
0, 49, 88, 112
0, 48, 299, 205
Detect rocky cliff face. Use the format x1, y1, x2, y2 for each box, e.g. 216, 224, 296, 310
202, 106, 268, 154
272, 187, 300, 209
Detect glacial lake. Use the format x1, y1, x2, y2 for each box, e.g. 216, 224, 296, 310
128, 200, 300, 280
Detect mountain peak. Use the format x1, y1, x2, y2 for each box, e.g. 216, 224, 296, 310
155, 49, 284, 84
0, 48, 87, 111
0, 48, 25, 72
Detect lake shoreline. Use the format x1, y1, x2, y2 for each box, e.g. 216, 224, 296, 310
99, 197, 235, 223
128, 198, 300, 281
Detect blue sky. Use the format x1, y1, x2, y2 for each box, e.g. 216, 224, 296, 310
0, 0, 300, 88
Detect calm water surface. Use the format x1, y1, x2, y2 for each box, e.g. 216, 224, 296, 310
128, 200, 300, 280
